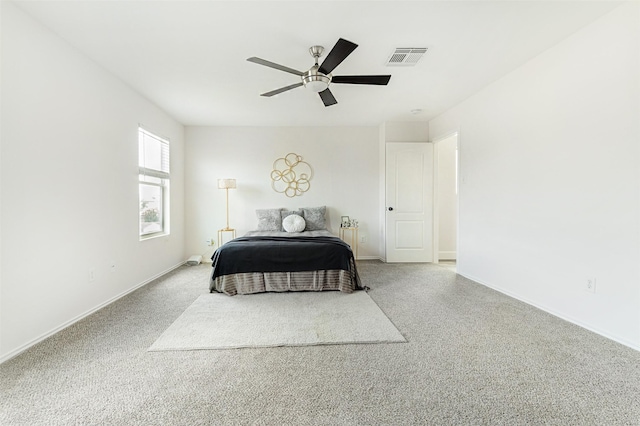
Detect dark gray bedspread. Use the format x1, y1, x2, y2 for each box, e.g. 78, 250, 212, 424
211, 236, 351, 277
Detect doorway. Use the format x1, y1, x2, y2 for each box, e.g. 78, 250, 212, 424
434, 133, 458, 263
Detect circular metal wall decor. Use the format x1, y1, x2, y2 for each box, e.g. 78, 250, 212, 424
270, 153, 313, 197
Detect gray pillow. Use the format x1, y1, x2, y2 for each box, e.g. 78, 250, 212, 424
256, 208, 282, 231
301, 206, 326, 231
280, 210, 302, 231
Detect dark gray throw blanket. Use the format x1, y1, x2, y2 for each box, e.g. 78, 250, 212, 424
210, 235, 361, 287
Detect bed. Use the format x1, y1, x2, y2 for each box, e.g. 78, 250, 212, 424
209, 207, 362, 296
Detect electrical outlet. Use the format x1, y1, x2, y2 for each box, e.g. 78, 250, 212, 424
206, 238, 215, 246
89, 269, 95, 282
585, 278, 596, 293
110, 261, 116, 273
360, 235, 367, 243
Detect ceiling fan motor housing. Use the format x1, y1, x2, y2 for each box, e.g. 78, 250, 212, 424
302, 65, 331, 92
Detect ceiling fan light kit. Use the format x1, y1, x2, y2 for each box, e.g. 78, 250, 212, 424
302, 66, 331, 93
248, 38, 391, 107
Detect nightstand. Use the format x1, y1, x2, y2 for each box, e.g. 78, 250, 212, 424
218, 228, 236, 246
339, 226, 358, 259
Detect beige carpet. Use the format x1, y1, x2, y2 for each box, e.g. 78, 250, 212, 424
148, 290, 406, 351
4, 263, 640, 425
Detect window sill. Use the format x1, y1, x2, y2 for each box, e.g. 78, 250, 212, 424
140, 232, 170, 242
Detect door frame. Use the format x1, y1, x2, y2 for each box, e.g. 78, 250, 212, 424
432, 132, 459, 264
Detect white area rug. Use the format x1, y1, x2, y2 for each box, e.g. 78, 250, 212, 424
149, 291, 406, 351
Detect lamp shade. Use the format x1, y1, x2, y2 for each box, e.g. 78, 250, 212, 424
218, 178, 236, 189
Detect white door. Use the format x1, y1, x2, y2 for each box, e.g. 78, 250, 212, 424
385, 142, 433, 262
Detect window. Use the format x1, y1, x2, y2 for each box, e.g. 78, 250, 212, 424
138, 127, 170, 238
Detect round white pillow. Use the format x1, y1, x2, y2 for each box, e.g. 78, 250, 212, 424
282, 214, 306, 233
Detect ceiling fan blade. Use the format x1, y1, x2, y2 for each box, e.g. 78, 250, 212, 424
260, 82, 304, 97
318, 38, 358, 75
332, 75, 391, 85
247, 57, 304, 76
318, 88, 338, 107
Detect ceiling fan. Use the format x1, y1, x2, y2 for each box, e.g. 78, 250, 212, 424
247, 38, 391, 107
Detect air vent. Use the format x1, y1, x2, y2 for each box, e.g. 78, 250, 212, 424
386, 47, 428, 66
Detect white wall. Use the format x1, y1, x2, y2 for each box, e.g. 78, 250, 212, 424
184, 126, 380, 260
0, 3, 185, 361
384, 121, 429, 143
429, 2, 640, 349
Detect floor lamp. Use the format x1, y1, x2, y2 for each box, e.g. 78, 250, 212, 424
218, 178, 236, 245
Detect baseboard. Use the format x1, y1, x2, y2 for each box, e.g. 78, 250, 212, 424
355, 256, 380, 261
438, 251, 456, 260
458, 271, 640, 352
0, 261, 185, 364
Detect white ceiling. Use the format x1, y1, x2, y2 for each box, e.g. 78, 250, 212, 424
13, 0, 621, 127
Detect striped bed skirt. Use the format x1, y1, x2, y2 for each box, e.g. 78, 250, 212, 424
209, 260, 360, 296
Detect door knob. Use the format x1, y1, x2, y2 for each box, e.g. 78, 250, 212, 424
388, 207, 394, 211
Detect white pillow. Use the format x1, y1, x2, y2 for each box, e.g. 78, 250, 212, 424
282, 214, 306, 233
